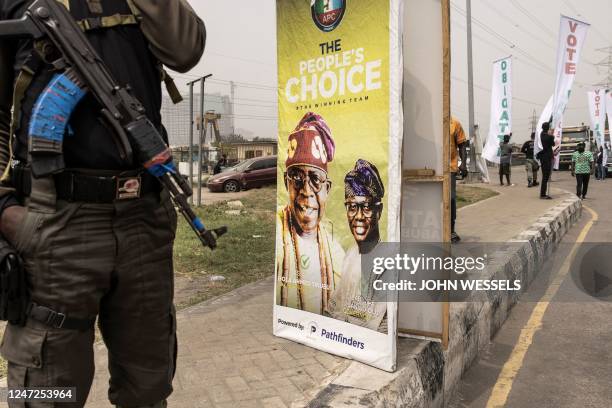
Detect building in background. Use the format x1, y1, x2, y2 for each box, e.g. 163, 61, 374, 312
162, 93, 233, 146
223, 140, 277, 162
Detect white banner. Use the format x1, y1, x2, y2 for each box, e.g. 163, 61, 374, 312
588, 90, 607, 163
483, 56, 512, 164
533, 95, 553, 158
607, 91, 612, 149
551, 16, 590, 166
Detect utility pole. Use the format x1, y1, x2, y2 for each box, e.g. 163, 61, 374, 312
187, 73, 213, 206
531, 109, 537, 134
465, 0, 479, 182
230, 81, 236, 136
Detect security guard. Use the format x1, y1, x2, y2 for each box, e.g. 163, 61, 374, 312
0, 0, 205, 406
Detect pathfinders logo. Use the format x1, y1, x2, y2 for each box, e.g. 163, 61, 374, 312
311, 0, 346, 32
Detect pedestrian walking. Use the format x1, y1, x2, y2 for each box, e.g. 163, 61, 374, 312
499, 134, 513, 186
571, 142, 594, 200
521, 132, 540, 187
538, 122, 555, 199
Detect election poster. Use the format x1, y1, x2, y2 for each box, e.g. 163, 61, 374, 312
274, 0, 402, 371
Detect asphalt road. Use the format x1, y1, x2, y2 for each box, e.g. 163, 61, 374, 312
449, 169, 612, 408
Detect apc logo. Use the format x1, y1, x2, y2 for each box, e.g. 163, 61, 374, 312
308, 322, 319, 338
311, 0, 346, 32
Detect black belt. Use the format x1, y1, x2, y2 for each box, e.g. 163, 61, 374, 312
13, 166, 160, 203
27, 302, 95, 331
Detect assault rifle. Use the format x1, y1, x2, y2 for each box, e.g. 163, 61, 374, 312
0, 0, 226, 249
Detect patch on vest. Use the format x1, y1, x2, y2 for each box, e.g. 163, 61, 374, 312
116, 176, 141, 200
86, 0, 104, 14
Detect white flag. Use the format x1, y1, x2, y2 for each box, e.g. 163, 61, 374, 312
607, 91, 612, 148
588, 90, 606, 151
533, 95, 553, 158
551, 16, 589, 164
483, 57, 512, 164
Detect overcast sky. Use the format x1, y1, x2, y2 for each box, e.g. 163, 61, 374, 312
175, 0, 611, 143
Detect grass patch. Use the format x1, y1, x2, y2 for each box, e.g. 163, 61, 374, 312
173, 186, 277, 308
456, 185, 499, 208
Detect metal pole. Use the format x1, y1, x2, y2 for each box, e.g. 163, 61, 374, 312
188, 82, 194, 204
466, 0, 478, 180
196, 74, 213, 206
198, 79, 205, 206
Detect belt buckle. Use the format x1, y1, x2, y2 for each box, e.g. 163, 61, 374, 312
116, 176, 142, 200
46, 310, 66, 329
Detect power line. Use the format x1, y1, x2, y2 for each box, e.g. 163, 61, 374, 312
451, 2, 554, 75
482, 0, 556, 49
451, 2, 592, 87
206, 51, 275, 67
509, 0, 556, 41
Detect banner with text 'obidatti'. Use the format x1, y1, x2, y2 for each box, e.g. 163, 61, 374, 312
273, 0, 402, 371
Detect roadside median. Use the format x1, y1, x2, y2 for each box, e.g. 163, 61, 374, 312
306, 182, 582, 407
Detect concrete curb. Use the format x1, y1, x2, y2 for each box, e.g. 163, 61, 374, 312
306, 195, 582, 407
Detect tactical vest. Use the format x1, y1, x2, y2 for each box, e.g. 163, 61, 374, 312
5, 0, 181, 180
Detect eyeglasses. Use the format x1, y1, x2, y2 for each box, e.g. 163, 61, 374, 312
344, 201, 381, 218
286, 168, 329, 192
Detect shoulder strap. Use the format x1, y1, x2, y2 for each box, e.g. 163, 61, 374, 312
76, 13, 138, 31
2, 55, 43, 182
159, 66, 183, 104
57, 0, 70, 11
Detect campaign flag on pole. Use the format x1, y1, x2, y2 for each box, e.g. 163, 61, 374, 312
607, 91, 612, 145
588, 89, 607, 162
533, 95, 553, 159
551, 15, 589, 168
483, 56, 512, 164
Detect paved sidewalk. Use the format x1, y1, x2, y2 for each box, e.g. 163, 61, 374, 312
84, 166, 575, 407
457, 166, 571, 242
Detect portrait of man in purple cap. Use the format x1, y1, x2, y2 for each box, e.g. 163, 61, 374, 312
276, 112, 345, 315
327, 159, 388, 332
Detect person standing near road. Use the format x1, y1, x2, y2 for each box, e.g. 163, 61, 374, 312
571, 142, 594, 200
521, 132, 540, 188
214, 153, 228, 175
538, 122, 555, 199
499, 134, 514, 186
0, 1, 205, 407
450, 117, 468, 243
595, 146, 605, 181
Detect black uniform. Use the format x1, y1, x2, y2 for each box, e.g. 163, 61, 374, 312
0, 1, 205, 407
539, 132, 555, 197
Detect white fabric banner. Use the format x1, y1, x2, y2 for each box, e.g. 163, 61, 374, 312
533, 95, 553, 158
607, 91, 612, 149
551, 16, 590, 166
588, 89, 607, 163
483, 56, 512, 164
